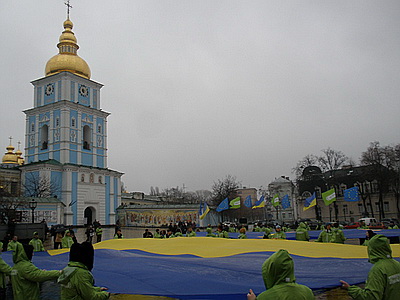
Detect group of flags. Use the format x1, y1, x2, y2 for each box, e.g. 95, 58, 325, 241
211, 193, 292, 213
199, 186, 361, 219
303, 186, 360, 211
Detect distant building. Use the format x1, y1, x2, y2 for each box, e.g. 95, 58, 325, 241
297, 165, 399, 223
267, 176, 297, 223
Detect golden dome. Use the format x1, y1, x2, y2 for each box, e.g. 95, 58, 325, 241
2, 144, 18, 165
45, 19, 91, 79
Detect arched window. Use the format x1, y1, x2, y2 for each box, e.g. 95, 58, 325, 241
41, 124, 49, 150
83, 125, 91, 150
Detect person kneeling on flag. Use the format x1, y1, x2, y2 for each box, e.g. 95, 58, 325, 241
247, 249, 314, 300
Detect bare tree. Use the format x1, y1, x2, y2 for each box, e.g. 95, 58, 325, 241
360, 142, 396, 220
292, 154, 318, 178
23, 173, 61, 198
211, 175, 240, 205
318, 148, 349, 172
0, 187, 28, 224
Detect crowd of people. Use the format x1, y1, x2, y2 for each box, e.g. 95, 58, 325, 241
246, 234, 400, 299
0, 230, 109, 300
0, 219, 397, 299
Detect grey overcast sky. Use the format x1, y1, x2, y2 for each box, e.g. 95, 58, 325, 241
1, 1, 399, 193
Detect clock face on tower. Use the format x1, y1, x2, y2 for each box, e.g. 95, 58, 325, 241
79, 85, 89, 97
45, 83, 54, 96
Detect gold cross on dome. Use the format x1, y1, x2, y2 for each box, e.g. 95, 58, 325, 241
64, 0, 73, 19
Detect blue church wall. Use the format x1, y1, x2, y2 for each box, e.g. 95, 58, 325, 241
105, 176, 110, 224
53, 110, 61, 127
96, 148, 104, 168
70, 82, 75, 102
44, 83, 55, 105
114, 177, 118, 223
53, 150, 60, 162
38, 152, 49, 161
70, 110, 78, 126
81, 152, 93, 166
71, 172, 78, 225
58, 80, 61, 100
96, 117, 104, 134
93, 89, 97, 109
24, 171, 39, 196
51, 171, 63, 200
36, 87, 42, 107
96, 156, 104, 168
78, 84, 90, 107
69, 150, 77, 164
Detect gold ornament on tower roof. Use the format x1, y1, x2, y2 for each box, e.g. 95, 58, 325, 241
45, 2, 91, 79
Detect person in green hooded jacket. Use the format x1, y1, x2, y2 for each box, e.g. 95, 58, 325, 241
58, 242, 109, 300
10, 243, 60, 300
216, 225, 229, 238
295, 222, 310, 241
332, 222, 346, 244
29, 232, 45, 252
247, 249, 314, 300
186, 227, 197, 237
7, 235, 18, 252
270, 226, 286, 239
315, 223, 334, 243
206, 227, 215, 237
0, 243, 11, 300
341, 234, 400, 299
62, 230, 74, 248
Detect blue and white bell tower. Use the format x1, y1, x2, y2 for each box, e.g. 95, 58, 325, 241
21, 17, 123, 226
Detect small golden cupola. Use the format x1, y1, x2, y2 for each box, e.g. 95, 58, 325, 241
2, 143, 18, 165
45, 18, 91, 79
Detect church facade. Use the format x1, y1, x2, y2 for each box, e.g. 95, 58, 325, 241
19, 18, 123, 226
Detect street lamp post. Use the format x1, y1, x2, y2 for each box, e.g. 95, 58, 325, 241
343, 207, 347, 222
29, 199, 37, 224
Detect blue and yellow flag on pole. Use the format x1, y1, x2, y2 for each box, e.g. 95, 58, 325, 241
199, 202, 210, 220
303, 192, 316, 211
344, 186, 360, 202
216, 198, 229, 212
252, 195, 265, 209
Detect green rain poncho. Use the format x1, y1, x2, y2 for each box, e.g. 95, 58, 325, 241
58, 261, 109, 300
206, 228, 215, 237
295, 223, 310, 241
270, 230, 286, 239
238, 233, 247, 239
0, 254, 11, 289
331, 227, 346, 244
62, 230, 74, 248
256, 249, 314, 300
315, 229, 334, 243
347, 234, 400, 300
10, 243, 59, 300
186, 230, 197, 237
29, 235, 45, 252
